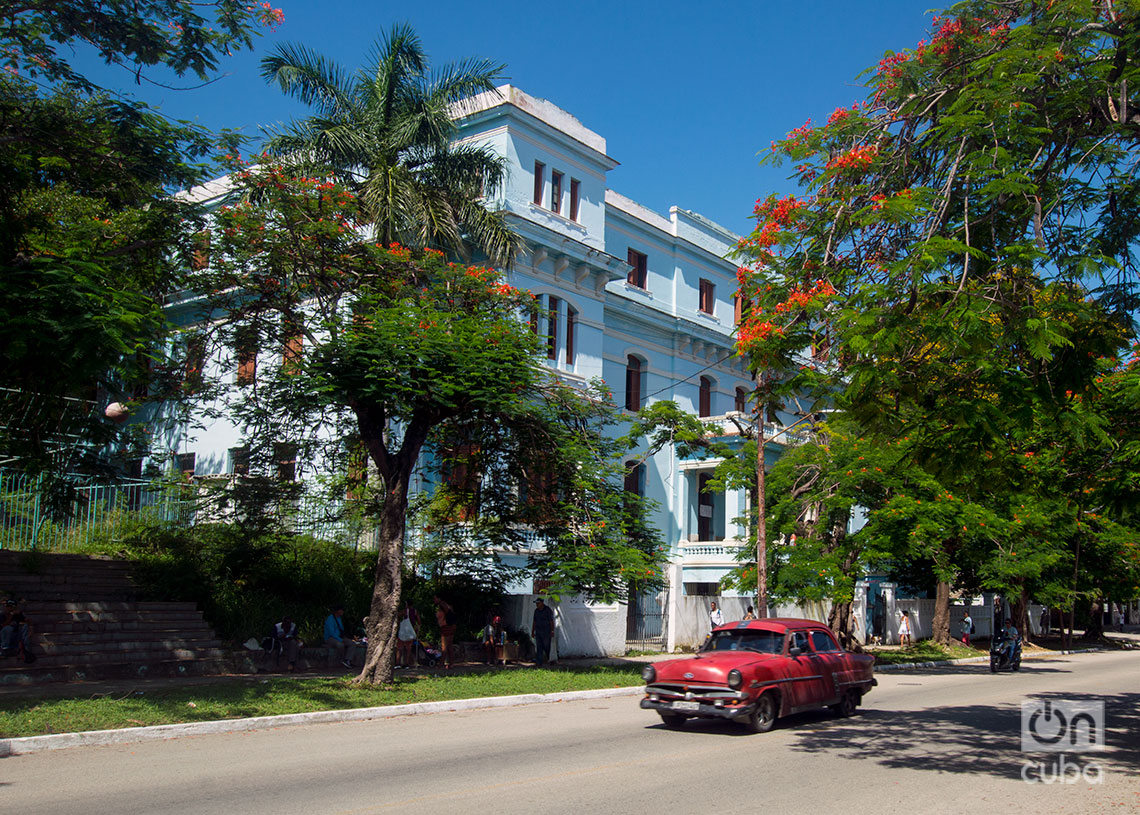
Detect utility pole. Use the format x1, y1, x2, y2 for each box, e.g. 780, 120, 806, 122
756, 404, 769, 617
754, 395, 827, 619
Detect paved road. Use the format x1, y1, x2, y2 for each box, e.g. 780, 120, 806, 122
4, 650, 1138, 815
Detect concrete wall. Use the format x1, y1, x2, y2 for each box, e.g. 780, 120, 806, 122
668, 595, 832, 651
502, 594, 627, 659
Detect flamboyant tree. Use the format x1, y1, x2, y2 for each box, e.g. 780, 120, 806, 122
192, 164, 663, 683
734, 0, 1140, 642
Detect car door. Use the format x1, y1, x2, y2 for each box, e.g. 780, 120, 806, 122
809, 629, 845, 704
785, 629, 829, 710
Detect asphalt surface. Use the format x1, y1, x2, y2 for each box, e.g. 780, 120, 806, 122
2, 648, 1138, 815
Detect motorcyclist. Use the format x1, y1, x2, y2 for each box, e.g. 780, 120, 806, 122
1002, 618, 1019, 663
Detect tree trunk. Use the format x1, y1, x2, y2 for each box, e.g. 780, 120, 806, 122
356, 477, 409, 684
931, 580, 951, 645
1013, 587, 1031, 643
1082, 599, 1105, 641
828, 600, 861, 652
354, 409, 433, 685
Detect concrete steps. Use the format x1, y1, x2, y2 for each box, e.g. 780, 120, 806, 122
0, 550, 137, 602
0, 553, 243, 685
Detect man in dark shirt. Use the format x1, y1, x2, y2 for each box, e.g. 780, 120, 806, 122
1, 599, 30, 659
532, 598, 555, 667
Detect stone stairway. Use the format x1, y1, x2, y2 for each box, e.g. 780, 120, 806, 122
0, 551, 237, 684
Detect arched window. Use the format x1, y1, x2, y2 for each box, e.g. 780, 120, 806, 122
735, 387, 747, 414
699, 376, 713, 417
625, 355, 643, 411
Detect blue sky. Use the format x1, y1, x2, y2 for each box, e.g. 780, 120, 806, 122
78, 0, 938, 236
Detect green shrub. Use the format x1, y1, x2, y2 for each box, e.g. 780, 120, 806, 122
86, 520, 375, 644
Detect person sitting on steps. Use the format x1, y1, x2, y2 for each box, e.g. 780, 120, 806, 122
0, 598, 33, 662
323, 605, 358, 669
273, 615, 302, 672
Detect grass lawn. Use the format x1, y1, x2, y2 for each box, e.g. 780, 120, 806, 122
868, 639, 984, 665
0, 665, 643, 739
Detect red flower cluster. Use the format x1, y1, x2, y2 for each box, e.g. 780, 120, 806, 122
250, 2, 285, 30
774, 120, 815, 155
736, 318, 784, 349
826, 104, 859, 126
742, 195, 808, 255
827, 144, 877, 172
773, 279, 837, 314
875, 51, 910, 92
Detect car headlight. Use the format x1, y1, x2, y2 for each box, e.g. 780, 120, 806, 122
641, 664, 656, 684
727, 669, 743, 690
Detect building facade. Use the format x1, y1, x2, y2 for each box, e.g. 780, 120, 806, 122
169, 86, 808, 654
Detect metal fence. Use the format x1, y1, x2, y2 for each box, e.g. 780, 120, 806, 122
0, 470, 381, 552
0, 471, 192, 551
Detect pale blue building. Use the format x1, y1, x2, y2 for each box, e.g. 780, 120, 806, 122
168, 86, 808, 653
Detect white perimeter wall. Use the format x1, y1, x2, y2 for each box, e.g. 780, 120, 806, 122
502, 594, 627, 658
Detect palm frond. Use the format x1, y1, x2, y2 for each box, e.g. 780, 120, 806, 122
427, 58, 505, 106
453, 198, 522, 269
260, 42, 353, 119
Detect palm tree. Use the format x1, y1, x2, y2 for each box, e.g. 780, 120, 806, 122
260, 23, 520, 267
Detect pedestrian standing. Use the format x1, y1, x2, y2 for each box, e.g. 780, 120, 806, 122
531, 597, 555, 667
742, 606, 757, 621
433, 596, 457, 669
898, 610, 912, 647
709, 601, 724, 631
396, 606, 417, 669
960, 611, 972, 647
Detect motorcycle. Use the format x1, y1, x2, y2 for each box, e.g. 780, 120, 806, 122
990, 631, 1022, 672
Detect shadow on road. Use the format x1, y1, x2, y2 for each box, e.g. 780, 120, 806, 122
880, 659, 1076, 677
783, 690, 1139, 780
644, 687, 1138, 780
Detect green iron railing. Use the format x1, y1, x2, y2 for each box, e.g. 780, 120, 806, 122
0, 470, 381, 552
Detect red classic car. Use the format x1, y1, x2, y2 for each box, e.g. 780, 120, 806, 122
640, 618, 876, 733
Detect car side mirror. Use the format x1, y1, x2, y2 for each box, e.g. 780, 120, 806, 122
789, 646, 803, 657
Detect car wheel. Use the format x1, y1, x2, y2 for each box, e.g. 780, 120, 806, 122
745, 692, 778, 734
831, 689, 859, 718
658, 712, 686, 730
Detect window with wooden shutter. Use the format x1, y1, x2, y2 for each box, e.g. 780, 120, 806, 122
699, 376, 712, 417
569, 178, 580, 221
625, 355, 643, 411
699, 278, 715, 315
236, 328, 257, 386
550, 171, 562, 214
626, 249, 647, 289
533, 161, 545, 205
546, 296, 559, 360
565, 306, 577, 366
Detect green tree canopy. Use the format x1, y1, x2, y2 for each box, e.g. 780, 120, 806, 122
193, 164, 662, 683
734, 0, 1140, 641
0, 3, 277, 471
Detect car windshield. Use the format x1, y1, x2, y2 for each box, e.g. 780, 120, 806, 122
702, 629, 783, 654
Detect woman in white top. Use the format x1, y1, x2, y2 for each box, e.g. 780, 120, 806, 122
396, 608, 417, 668
898, 611, 912, 646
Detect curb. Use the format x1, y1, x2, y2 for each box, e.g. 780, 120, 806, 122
1, 647, 1118, 756
872, 646, 1105, 672
0, 685, 643, 757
